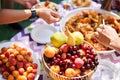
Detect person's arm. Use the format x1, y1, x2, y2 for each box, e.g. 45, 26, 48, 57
0, 9, 31, 24
0, 8, 60, 24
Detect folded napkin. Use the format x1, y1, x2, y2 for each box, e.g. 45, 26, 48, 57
91, 60, 120, 80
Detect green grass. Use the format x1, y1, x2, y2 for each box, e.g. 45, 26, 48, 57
0, 0, 61, 41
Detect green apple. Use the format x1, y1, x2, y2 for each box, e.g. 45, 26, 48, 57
72, 31, 84, 45
50, 31, 67, 48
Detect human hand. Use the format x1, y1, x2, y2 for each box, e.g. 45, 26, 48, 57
12, 0, 40, 8
36, 8, 61, 24
94, 25, 119, 48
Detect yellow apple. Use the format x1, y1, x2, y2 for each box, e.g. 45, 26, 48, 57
50, 31, 67, 48
72, 31, 84, 45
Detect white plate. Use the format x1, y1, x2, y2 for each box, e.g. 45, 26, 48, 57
60, 7, 120, 33
31, 24, 57, 44
32, 1, 59, 12
0, 41, 40, 80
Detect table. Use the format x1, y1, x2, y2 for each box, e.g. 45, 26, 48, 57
10, 0, 120, 80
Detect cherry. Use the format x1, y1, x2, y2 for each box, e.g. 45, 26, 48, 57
81, 66, 86, 72
70, 56, 75, 61
58, 50, 63, 55
66, 53, 71, 58
72, 64, 76, 69
72, 46, 78, 51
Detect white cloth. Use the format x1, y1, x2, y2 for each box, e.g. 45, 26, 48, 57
91, 60, 120, 80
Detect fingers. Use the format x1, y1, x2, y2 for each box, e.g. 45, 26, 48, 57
94, 32, 99, 37
51, 10, 60, 18
25, 2, 32, 8
25, 0, 39, 8
46, 11, 61, 24
96, 28, 102, 33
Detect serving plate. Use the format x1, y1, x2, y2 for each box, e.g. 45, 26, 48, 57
32, 1, 59, 12
31, 24, 57, 44
60, 7, 120, 53
0, 41, 40, 80
60, 7, 120, 33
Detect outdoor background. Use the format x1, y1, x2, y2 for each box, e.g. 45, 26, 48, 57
0, 0, 61, 41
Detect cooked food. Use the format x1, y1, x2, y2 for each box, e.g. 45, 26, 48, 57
65, 9, 120, 51
72, 0, 91, 7
35, 1, 58, 11
44, 1, 58, 11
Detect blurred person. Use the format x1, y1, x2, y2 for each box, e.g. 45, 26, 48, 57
3, 0, 40, 30
4, 0, 40, 9
94, 25, 120, 53
0, 0, 60, 24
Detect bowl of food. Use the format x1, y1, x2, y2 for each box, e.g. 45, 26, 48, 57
72, 0, 91, 7
0, 42, 40, 80
42, 31, 99, 80
60, 7, 120, 53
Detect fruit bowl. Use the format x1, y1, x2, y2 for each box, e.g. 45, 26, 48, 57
60, 7, 120, 53
0, 42, 40, 80
42, 41, 99, 80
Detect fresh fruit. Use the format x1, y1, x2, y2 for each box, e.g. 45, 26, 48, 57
61, 53, 67, 59
12, 70, 19, 78
27, 73, 35, 80
74, 58, 84, 68
2, 71, 9, 79
66, 28, 75, 46
44, 42, 98, 79
44, 45, 57, 58
60, 44, 69, 53
50, 65, 60, 73
18, 68, 25, 75
0, 44, 38, 80
65, 68, 76, 77
17, 75, 27, 80
17, 54, 24, 61
72, 31, 84, 45
50, 31, 67, 48
27, 66, 33, 73
75, 69, 81, 75
8, 75, 14, 80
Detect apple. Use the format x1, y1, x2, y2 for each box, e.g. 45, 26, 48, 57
74, 58, 84, 68
50, 31, 67, 48
72, 31, 84, 45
